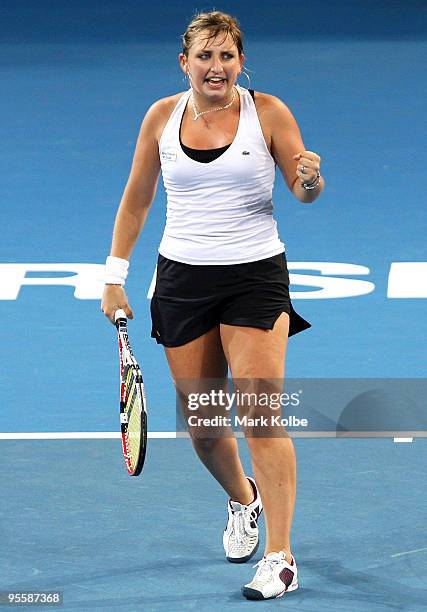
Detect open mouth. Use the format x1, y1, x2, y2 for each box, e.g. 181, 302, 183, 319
205, 77, 227, 86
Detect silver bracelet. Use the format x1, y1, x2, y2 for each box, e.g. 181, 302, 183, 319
302, 170, 321, 190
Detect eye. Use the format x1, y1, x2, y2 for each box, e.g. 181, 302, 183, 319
197, 53, 210, 59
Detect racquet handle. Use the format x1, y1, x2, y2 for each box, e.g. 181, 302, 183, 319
114, 309, 128, 324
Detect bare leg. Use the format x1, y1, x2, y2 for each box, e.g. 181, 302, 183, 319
220, 313, 295, 563
246, 436, 296, 560
164, 326, 253, 505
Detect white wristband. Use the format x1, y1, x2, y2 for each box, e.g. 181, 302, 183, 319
105, 256, 129, 286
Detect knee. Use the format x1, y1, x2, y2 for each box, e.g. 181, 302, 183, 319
191, 435, 222, 455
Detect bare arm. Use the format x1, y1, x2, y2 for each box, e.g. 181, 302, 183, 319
110, 104, 162, 260
102, 99, 170, 321
256, 93, 324, 204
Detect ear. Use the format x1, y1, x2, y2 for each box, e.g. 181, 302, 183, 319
239, 53, 245, 72
178, 53, 188, 75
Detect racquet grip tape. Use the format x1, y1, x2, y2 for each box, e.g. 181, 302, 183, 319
114, 309, 127, 323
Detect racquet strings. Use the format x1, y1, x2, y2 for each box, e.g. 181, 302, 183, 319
124, 365, 142, 470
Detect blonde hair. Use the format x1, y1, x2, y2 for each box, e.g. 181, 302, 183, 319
182, 11, 244, 57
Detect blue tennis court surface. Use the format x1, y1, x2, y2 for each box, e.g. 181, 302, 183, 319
1, 1, 426, 609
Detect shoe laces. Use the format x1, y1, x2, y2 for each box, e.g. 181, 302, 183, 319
231, 506, 258, 544
253, 551, 286, 579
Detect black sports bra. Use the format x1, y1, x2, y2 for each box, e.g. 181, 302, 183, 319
180, 89, 255, 163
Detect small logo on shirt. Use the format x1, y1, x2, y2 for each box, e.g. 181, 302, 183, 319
161, 150, 177, 162
242, 151, 250, 155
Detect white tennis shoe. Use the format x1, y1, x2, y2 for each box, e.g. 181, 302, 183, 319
241, 550, 299, 600
223, 477, 263, 563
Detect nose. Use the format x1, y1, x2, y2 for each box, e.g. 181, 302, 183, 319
210, 55, 224, 74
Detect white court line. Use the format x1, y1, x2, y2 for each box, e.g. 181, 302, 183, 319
0, 432, 422, 440
0, 432, 179, 440
391, 547, 427, 558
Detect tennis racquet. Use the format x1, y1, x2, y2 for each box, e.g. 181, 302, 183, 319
114, 309, 147, 476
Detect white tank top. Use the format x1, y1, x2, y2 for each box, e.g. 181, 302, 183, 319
158, 86, 285, 265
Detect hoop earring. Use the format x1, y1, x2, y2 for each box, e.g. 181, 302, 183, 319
236, 67, 252, 87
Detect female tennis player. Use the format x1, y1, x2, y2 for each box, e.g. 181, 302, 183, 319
102, 11, 324, 600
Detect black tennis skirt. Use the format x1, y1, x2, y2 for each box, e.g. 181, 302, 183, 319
150, 252, 311, 347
